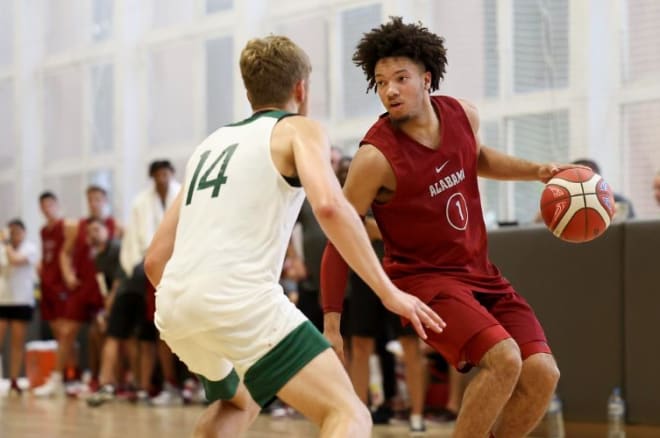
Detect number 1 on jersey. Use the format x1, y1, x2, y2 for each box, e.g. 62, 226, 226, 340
186, 143, 238, 205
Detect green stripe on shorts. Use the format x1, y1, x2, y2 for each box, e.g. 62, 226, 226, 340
244, 320, 330, 407
198, 369, 239, 403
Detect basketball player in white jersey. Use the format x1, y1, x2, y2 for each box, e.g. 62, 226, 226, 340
144, 35, 445, 437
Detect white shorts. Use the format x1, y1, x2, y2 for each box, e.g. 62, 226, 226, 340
156, 283, 307, 381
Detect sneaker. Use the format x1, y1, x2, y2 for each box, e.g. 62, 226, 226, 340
33, 373, 64, 397
409, 414, 427, 436
371, 405, 393, 425
181, 379, 207, 405
8, 379, 22, 397
86, 385, 116, 407
150, 383, 183, 407
135, 389, 150, 404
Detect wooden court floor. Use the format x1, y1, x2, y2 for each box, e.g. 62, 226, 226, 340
2, 396, 660, 437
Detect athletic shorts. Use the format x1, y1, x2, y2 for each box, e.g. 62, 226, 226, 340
61, 285, 101, 322
395, 275, 551, 372
157, 285, 330, 407
106, 293, 158, 341
39, 284, 68, 321
349, 274, 415, 339
0, 305, 34, 321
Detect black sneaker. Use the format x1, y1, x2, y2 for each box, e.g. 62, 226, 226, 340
371, 405, 393, 424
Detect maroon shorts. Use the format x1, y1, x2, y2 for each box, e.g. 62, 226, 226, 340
398, 277, 551, 371
61, 282, 104, 322
40, 284, 68, 321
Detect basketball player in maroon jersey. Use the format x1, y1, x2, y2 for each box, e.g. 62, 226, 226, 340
61, 186, 119, 389
34, 191, 75, 396
321, 18, 573, 438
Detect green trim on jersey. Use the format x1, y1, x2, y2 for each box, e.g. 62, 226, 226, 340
227, 109, 295, 127
244, 320, 331, 407
198, 368, 239, 402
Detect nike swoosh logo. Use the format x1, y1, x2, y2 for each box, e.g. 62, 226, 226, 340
435, 160, 450, 173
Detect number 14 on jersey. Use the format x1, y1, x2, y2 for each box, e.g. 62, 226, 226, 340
186, 143, 238, 205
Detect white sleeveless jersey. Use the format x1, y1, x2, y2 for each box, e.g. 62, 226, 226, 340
157, 111, 306, 339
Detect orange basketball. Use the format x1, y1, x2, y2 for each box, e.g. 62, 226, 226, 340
540, 168, 616, 243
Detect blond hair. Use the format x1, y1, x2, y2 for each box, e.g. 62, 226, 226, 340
240, 35, 311, 108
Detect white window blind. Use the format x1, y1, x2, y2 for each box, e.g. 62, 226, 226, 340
513, 0, 569, 93
0, 80, 15, 172
511, 110, 570, 223
91, 63, 114, 154
0, 181, 15, 224
205, 36, 233, 134
340, 4, 383, 119
0, 0, 13, 69
43, 66, 84, 163
622, 100, 660, 218
277, 16, 330, 120
147, 41, 197, 147
623, 0, 660, 83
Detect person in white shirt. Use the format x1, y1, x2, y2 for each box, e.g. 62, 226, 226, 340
0, 219, 38, 395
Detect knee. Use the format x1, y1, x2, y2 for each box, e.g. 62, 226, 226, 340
350, 401, 372, 435
483, 339, 523, 384
525, 355, 560, 395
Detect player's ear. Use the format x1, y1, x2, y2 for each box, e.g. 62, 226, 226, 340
293, 79, 306, 104
424, 71, 432, 91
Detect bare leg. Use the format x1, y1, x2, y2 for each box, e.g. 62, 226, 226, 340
494, 353, 559, 438
9, 321, 28, 380
399, 336, 426, 417
0, 319, 7, 351
157, 340, 177, 385
446, 366, 466, 414
139, 341, 156, 391
193, 383, 260, 438
349, 336, 374, 404
278, 349, 372, 437
57, 319, 82, 376
453, 339, 522, 438
88, 321, 104, 379
98, 337, 120, 385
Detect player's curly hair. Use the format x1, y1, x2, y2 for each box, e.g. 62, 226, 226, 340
353, 16, 447, 93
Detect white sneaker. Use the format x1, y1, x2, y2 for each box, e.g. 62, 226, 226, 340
150, 383, 183, 407
33, 373, 64, 397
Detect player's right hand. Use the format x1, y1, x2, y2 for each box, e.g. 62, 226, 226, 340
382, 289, 446, 340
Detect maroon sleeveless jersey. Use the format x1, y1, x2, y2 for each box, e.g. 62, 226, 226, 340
40, 220, 67, 292
73, 217, 116, 295
363, 96, 513, 300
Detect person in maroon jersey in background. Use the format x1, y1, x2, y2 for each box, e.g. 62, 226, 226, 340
40, 185, 119, 395
34, 192, 76, 396
321, 17, 578, 438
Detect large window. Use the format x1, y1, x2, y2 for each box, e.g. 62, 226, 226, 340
513, 0, 569, 93
0, 181, 15, 224
43, 66, 84, 163
621, 100, 660, 218
622, 0, 660, 83
277, 16, 330, 120
148, 41, 197, 147
511, 111, 570, 223
431, 0, 499, 100
91, 63, 114, 154
0, 0, 13, 69
0, 80, 15, 171
205, 36, 233, 134
340, 4, 383, 119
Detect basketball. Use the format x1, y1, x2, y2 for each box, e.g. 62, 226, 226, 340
540, 168, 616, 243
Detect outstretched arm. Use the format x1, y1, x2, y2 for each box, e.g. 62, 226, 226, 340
458, 99, 561, 182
